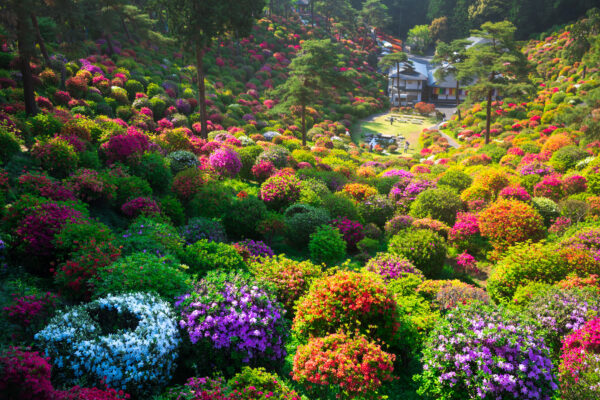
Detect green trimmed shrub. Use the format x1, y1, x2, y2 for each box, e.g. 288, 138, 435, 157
308, 225, 346, 266
389, 229, 447, 278
222, 196, 268, 239
93, 252, 190, 300
284, 204, 330, 247
409, 187, 463, 226
182, 239, 247, 276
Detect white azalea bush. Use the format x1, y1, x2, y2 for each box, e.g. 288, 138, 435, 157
35, 292, 180, 396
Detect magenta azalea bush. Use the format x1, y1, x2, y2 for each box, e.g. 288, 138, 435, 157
209, 147, 242, 178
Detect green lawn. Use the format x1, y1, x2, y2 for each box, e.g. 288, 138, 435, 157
351, 113, 436, 151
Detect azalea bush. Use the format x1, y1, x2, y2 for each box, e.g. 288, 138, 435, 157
559, 317, 600, 400
35, 292, 180, 396
259, 172, 301, 210
363, 252, 423, 282
176, 271, 288, 375
292, 332, 395, 399
0, 347, 54, 400
388, 229, 447, 278
415, 303, 558, 400
308, 225, 346, 266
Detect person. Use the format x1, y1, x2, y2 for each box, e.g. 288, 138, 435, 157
369, 137, 377, 152
345, 129, 350, 136
404, 140, 409, 153
390, 116, 394, 125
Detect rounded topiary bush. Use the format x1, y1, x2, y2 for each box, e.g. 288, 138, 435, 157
410, 188, 463, 225
524, 287, 600, 356
182, 239, 246, 276
176, 271, 288, 375
35, 292, 180, 397
0, 347, 54, 400
487, 241, 567, 303
120, 217, 184, 257
227, 367, 300, 400
293, 271, 402, 347
283, 204, 330, 247
0, 124, 22, 165
249, 255, 323, 315
415, 303, 557, 400
559, 317, 600, 400
308, 225, 346, 266
93, 252, 190, 301
259, 172, 301, 210
532, 196, 561, 227
479, 199, 545, 252
364, 252, 423, 282
222, 196, 268, 240
180, 217, 228, 245
388, 229, 446, 278
292, 332, 395, 399
437, 168, 472, 193
166, 150, 200, 174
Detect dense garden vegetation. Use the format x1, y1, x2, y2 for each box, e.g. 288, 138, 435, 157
2, 1, 600, 399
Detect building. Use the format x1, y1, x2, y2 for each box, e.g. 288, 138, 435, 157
387, 36, 495, 106
387, 58, 429, 106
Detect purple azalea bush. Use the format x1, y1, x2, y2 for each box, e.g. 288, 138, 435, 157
176, 271, 288, 370
416, 303, 558, 400
525, 287, 600, 355
237, 239, 274, 258
364, 252, 423, 282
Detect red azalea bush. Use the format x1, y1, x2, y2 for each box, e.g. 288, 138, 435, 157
534, 174, 564, 201
172, 168, 207, 202
330, 217, 364, 251
18, 173, 75, 201
3, 292, 59, 337
251, 159, 276, 182
292, 332, 395, 399
559, 317, 600, 399
293, 271, 400, 345
259, 172, 301, 210
16, 202, 85, 258
54, 238, 121, 301
0, 347, 54, 400
55, 385, 130, 400
66, 169, 116, 203
121, 197, 160, 218
498, 185, 531, 202
31, 137, 79, 179
479, 199, 544, 252
102, 131, 150, 165
563, 174, 587, 195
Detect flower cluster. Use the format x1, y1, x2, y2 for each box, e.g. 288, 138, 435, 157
559, 317, 600, 398
3, 292, 59, 335
121, 196, 160, 218
237, 239, 274, 258
292, 332, 395, 399
259, 173, 301, 210
416, 304, 558, 399
364, 252, 423, 282
102, 130, 150, 165
176, 271, 288, 366
35, 292, 180, 396
209, 147, 242, 178
0, 347, 54, 400
330, 217, 364, 251
180, 217, 228, 245
293, 270, 400, 345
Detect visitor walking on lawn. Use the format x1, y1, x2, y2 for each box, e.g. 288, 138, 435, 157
404, 141, 410, 153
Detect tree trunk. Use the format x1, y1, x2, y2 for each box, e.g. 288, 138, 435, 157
311, 1, 314, 27
105, 33, 115, 55
196, 42, 208, 139
456, 80, 461, 121
396, 62, 401, 107
31, 13, 50, 66
485, 88, 493, 144
121, 18, 132, 41
582, 65, 587, 79
301, 102, 306, 146
17, 14, 37, 116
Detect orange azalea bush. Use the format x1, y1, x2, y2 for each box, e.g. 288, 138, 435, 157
292, 332, 395, 399
479, 199, 545, 252
341, 183, 378, 202
293, 271, 400, 346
